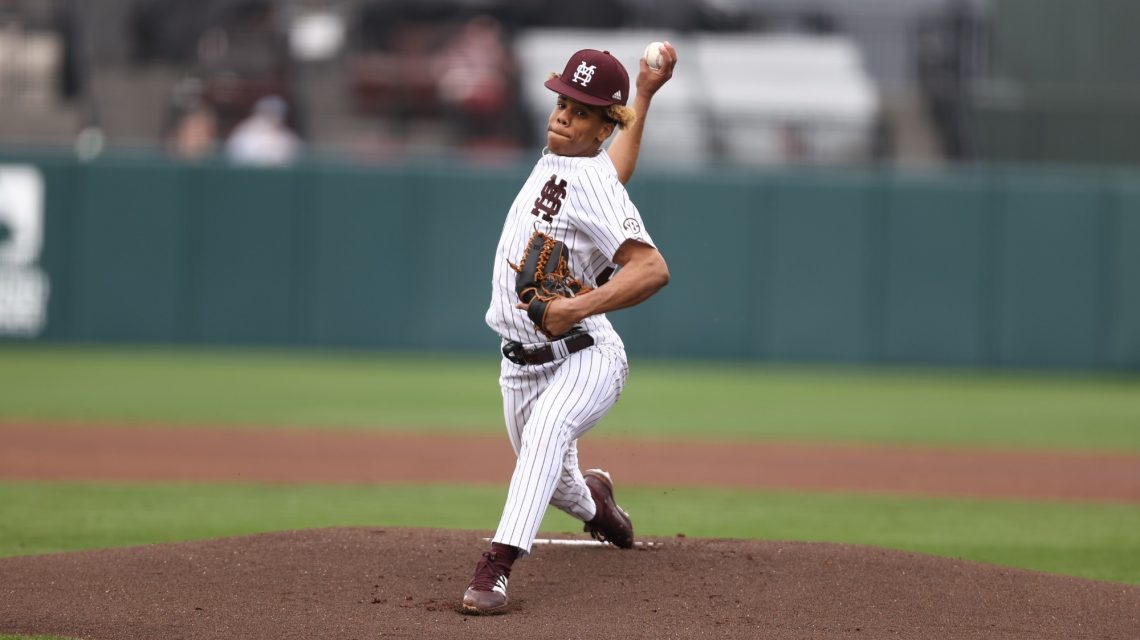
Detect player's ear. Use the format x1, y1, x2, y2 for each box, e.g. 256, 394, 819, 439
596, 120, 616, 144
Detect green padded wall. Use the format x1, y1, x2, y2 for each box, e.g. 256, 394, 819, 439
408, 166, 526, 351
306, 166, 417, 348
623, 173, 766, 358
994, 172, 1107, 367
36, 159, 78, 340
1111, 179, 1140, 368
765, 174, 877, 362
72, 161, 188, 342
192, 166, 303, 344
5, 153, 1140, 371
882, 174, 989, 364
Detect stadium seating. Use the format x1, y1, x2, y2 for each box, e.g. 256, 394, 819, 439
513, 29, 881, 167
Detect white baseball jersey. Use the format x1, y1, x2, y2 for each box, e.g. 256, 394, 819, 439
485, 147, 655, 554
485, 149, 654, 347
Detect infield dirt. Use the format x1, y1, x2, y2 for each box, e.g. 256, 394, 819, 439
2, 527, 1139, 640
3, 423, 1139, 502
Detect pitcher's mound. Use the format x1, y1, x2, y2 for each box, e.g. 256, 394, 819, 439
1, 527, 1136, 640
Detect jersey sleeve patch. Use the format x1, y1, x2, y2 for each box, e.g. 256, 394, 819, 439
566, 165, 654, 261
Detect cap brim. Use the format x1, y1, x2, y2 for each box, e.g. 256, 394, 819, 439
544, 76, 615, 107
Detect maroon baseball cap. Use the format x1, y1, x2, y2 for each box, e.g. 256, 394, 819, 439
544, 49, 630, 107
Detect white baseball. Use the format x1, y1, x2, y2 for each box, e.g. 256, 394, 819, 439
643, 41, 666, 70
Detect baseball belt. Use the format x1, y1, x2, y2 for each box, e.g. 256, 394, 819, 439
502, 330, 595, 366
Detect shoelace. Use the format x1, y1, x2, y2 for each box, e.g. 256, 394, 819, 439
585, 522, 610, 544
469, 551, 509, 591
584, 500, 632, 545
584, 500, 615, 543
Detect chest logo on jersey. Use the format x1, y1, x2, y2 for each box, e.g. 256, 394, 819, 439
531, 174, 568, 223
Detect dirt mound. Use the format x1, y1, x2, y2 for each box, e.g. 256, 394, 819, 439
1, 527, 1137, 640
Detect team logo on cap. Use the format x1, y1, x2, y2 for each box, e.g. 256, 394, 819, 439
572, 61, 597, 86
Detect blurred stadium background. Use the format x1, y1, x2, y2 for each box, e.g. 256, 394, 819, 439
3, 0, 1136, 167
0, 0, 1138, 370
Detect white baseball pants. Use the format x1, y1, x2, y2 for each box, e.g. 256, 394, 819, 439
491, 344, 628, 554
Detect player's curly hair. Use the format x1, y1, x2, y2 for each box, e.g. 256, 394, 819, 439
548, 73, 638, 130
606, 104, 636, 130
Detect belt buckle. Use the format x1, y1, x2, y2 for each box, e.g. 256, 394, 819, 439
502, 341, 528, 366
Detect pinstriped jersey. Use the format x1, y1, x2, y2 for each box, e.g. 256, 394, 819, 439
486, 148, 655, 346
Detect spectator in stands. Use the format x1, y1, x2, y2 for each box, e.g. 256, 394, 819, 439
224, 95, 303, 166
166, 100, 219, 161
162, 78, 218, 162
432, 14, 519, 149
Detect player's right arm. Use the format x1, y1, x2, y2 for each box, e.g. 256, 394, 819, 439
608, 42, 677, 185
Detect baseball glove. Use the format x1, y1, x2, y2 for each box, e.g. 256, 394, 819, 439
509, 230, 592, 337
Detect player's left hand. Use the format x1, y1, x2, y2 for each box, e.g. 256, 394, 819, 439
636, 41, 677, 98
516, 298, 579, 339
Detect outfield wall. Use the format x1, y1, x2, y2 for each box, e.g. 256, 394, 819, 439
1, 155, 1138, 369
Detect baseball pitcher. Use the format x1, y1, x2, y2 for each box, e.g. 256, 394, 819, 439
463, 42, 678, 614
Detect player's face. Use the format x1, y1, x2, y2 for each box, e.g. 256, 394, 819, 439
546, 95, 615, 157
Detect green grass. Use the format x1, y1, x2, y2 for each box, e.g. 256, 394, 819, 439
2, 344, 1140, 450
0, 345, 502, 430
2, 481, 1138, 585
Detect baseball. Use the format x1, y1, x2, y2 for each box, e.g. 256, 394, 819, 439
643, 41, 666, 70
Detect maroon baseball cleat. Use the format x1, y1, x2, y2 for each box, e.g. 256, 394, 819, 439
461, 544, 518, 615
582, 469, 634, 549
